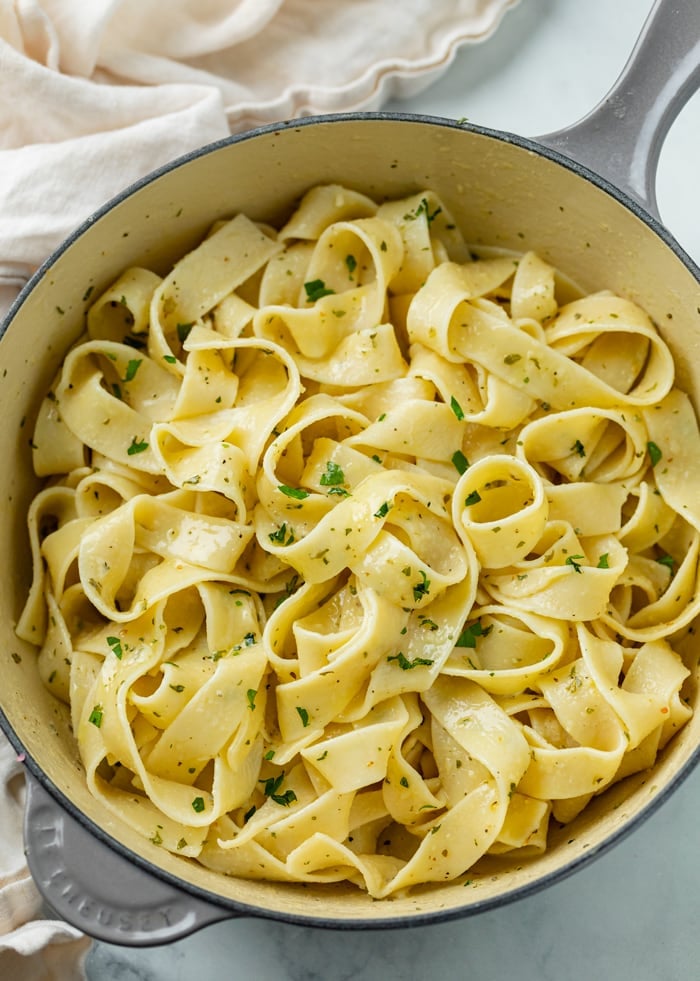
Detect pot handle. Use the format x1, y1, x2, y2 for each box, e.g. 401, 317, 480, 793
24, 774, 235, 946
536, 0, 700, 219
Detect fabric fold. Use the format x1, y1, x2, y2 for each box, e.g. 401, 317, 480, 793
0, 0, 516, 314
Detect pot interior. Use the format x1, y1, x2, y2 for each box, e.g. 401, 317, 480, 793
2, 116, 699, 925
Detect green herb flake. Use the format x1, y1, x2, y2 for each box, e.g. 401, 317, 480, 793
191, 796, 205, 813
106, 635, 123, 659
503, 353, 522, 365
374, 501, 391, 519
176, 322, 194, 344
246, 688, 257, 711
656, 554, 675, 572
456, 619, 493, 649
127, 436, 149, 455
169, 684, 185, 693
296, 706, 310, 728
572, 439, 586, 458
163, 354, 178, 364
450, 395, 465, 420
464, 490, 482, 507
272, 789, 298, 807
124, 358, 142, 382
413, 570, 431, 603
647, 441, 663, 467
320, 460, 345, 487
89, 704, 104, 728
260, 773, 284, 797
269, 522, 295, 546
565, 554, 585, 573
345, 254, 357, 277
278, 484, 309, 500
304, 279, 335, 302
451, 449, 469, 475
406, 198, 442, 224
387, 651, 434, 670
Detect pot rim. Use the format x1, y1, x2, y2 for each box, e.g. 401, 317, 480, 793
2, 109, 700, 930
1, 110, 698, 343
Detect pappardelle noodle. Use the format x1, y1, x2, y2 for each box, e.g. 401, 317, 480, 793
19, 186, 699, 897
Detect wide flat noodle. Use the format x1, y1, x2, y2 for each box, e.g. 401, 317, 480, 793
19, 185, 696, 898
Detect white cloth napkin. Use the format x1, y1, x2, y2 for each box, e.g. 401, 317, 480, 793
0, 0, 516, 975
0, 0, 516, 319
0, 741, 91, 978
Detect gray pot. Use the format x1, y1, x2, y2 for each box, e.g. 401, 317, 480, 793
1, 0, 698, 946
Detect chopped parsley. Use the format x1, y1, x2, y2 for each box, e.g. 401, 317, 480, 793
656, 554, 675, 572
503, 353, 522, 365
320, 461, 345, 487
345, 254, 357, 277
456, 619, 493, 648
246, 688, 257, 710
191, 796, 205, 813
124, 358, 142, 382
268, 522, 295, 546
450, 395, 465, 420
259, 771, 297, 806
374, 501, 391, 518
413, 570, 431, 602
388, 651, 434, 670
296, 706, 310, 727
272, 789, 297, 807
106, 635, 123, 659
647, 441, 663, 467
451, 450, 469, 475
88, 704, 103, 728
571, 439, 586, 457
278, 484, 309, 500
405, 198, 442, 223
565, 554, 585, 573
176, 322, 194, 344
304, 279, 335, 302
464, 490, 482, 507
596, 553, 610, 569
127, 436, 149, 455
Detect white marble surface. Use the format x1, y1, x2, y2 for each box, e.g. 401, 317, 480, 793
86, 1, 700, 978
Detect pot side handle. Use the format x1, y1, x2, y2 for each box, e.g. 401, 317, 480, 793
537, 0, 700, 219
24, 774, 235, 947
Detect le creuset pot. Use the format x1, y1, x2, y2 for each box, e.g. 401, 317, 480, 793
0, 0, 698, 946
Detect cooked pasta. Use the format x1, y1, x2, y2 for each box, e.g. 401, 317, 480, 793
18, 185, 697, 897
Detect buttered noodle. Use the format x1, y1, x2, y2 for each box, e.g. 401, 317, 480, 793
19, 186, 698, 896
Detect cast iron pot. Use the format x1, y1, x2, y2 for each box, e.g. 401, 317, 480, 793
1, 0, 698, 946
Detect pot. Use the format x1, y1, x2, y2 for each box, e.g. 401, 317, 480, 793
1, 0, 699, 946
